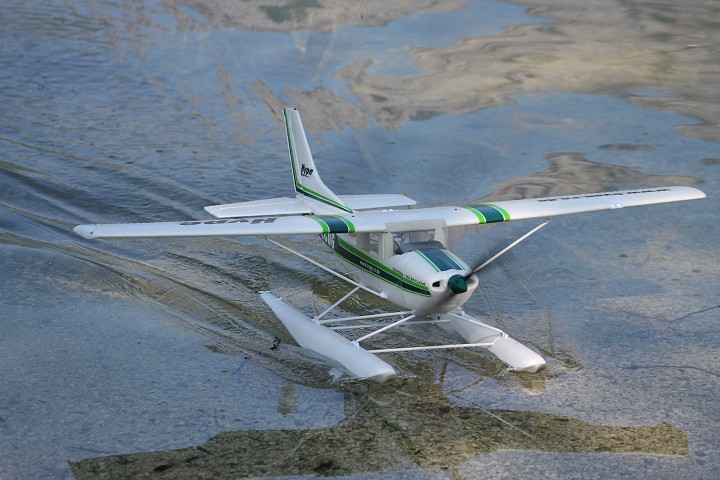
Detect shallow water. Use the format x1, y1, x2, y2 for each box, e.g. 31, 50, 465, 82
1, 0, 719, 479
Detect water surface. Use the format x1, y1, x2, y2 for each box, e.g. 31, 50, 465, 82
1, 1, 718, 479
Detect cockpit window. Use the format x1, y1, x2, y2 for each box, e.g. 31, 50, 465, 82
394, 228, 446, 254
396, 240, 445, 254
415, 249, 464, 272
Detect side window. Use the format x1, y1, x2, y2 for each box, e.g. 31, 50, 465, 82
368, 233, 379, 256
393, 234, 404, 254
412, 230, 433, 242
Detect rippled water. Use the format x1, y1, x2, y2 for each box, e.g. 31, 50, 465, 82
1, 1, 719, 479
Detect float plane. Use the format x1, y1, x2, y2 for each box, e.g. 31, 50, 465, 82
74, 108, 706, 381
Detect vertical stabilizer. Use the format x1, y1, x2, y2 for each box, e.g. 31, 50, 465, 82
283, 108, 352, 214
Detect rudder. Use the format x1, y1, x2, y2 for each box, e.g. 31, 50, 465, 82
283, 108, 352, 214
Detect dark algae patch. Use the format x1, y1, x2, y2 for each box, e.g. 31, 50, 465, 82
70, 378, 687, 479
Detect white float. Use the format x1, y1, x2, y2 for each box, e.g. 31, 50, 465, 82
438, 310, 546, 373
260, 291, 397, 382
262, 290, 544, 379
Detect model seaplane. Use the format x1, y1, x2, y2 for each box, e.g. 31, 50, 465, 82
74, 108, 706, 381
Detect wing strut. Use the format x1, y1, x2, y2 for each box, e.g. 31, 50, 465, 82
314, 286, 360, 323
473, 219, 551, 273
265, 237, 385, 299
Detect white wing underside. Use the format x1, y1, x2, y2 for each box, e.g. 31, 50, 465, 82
74, 186, 705, 240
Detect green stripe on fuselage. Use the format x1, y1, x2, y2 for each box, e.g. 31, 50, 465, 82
461, 203, 510, 224
322, 235, 430, 296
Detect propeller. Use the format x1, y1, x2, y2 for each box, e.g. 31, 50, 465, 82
447, 274, 468, 294
416, 220, 552, 315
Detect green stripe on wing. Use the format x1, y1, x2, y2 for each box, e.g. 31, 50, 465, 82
461, 203, 511, 224
309, 216, 355, 234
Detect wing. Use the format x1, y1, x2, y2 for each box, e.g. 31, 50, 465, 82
74, 214, 386, 239
74, 186, 705, 239
348, 185, 706, 231
456, 186, 706, 225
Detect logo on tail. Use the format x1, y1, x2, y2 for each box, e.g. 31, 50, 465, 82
300, 164, 314, 177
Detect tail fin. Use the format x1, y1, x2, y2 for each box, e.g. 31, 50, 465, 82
283, 108, 352, 214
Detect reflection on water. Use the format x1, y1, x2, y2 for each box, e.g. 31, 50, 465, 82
163, 0, 467, 32
70, 377, 687, 478
475, 152, 702, 202
153, 0, 720, 138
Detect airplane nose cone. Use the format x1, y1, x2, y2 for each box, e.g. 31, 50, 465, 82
448, 274, 468, 294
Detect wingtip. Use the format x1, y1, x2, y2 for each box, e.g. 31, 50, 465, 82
680, 185, 707, 200
73, 225, 96, 239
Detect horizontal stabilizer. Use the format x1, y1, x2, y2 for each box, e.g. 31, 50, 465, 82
339, 194, 416, 211
205, 197, 311, 218
205, 194, 416, 219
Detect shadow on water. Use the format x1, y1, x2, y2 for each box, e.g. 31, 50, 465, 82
69, 376, 687, 479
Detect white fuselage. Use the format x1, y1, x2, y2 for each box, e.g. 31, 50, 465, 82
321, 232, 478, 313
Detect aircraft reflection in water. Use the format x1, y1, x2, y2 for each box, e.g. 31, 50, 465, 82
70, 377, 687, 479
